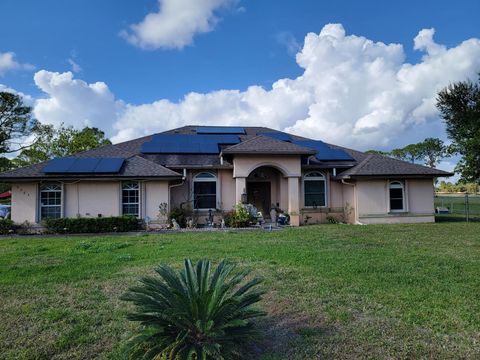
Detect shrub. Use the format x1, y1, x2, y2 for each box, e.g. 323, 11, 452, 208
122, 259, 265, 359
43, 216, 141, 234
0, 219, 14, 235
168, 207, 189, 228
224, 203, 256, 228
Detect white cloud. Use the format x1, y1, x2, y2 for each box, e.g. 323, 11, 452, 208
26, 24, 480, 153
121, 0, 239, 50
0, 52, 34, 76
33, 70, 124, 129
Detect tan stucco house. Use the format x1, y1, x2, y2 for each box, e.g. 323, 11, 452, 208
0, 126, 452, 227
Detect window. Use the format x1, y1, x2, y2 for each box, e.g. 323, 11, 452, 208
40, 183, 62, 219
193, 172, 217, 210
304, 172, 326, 207
389, 181, 404, 212
122, 181, 140, 217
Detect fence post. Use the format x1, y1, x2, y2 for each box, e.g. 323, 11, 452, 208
465, 193, 469, 222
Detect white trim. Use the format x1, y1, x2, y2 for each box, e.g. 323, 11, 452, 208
38, 182, 63, 220
388, 180, 405, 213
121, 181, 141, 217
192, 171, 218, 210
303, 171, 327, 208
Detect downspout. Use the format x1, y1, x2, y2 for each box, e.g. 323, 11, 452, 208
341, 178, 363, 225
168, 168, 187, 212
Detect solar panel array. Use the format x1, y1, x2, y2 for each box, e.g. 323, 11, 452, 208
141, 129, 352, 160
291, 140, 354, 161
43, 157, 125, 173
141, 134, 241, 154
257, 132, 292, 141
196, 126, 245, 134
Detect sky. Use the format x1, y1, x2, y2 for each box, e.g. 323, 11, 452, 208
1, 0, 479, 175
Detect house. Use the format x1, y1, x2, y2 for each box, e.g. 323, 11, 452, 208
0, 126, 452, 227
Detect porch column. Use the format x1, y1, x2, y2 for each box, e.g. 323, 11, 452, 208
288, 176, 300, 226
235, 177, 246, 204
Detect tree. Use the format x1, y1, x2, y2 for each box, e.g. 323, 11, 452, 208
389, 144, 422, 163
121, 259, 265, 359
365, 150, 388, 155
0, 91, 41, 154
14, 125, 111, 166
437, 75, 480, 183
416, 137, 448, 168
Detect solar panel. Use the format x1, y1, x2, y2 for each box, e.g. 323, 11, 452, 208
43, 157, 125, 173
42, 158, 77, 173
292, 140, 354, 161
94, 158, 125, 173
257, 132, 292, 141
70, 158, 101, 172
196, 127, 245, 134
150, 134, 240, 144
141, 141, 220, 154
141, 133, 240, 154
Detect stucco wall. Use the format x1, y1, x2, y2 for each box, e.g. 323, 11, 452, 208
342, 182, 356, 224
233, 155, 301, 178
357, 180, 388, 216
356, 178, 435, 224
64, 182, 120, 218
145, 181, 169, 221
407, 179, 435, 214
11, 183, 37, 223
219, 169, 236, 210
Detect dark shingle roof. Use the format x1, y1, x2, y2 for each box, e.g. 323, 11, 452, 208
222, 135, 317, 155
336, 153, 453, 178
0, 155, 181, 180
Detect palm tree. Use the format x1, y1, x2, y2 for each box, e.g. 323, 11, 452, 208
121, 259, 265, 359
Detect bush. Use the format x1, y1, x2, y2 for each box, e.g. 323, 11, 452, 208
122, 259, 265, 359
168, 207, 189, 228
224, 203, 256, 228
43, 216, 142, 234
0, 219, 14, 235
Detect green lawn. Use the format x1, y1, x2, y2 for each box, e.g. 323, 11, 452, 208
1, 223, 479, 359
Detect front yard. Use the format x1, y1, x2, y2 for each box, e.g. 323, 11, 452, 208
0, 223, 479, 359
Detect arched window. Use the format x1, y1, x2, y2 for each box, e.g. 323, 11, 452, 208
193, 172, 217, 210
122, 181, 140, 217
389, 181, 404, 212
39, 183, 63, 219
304, 172, 326, 207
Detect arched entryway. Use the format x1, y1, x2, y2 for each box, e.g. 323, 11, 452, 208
246, 166, 285, 217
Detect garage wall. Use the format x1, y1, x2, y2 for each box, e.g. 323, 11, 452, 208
64, 182, 120, 218
145, 181, 169, 220
11, 183, 37, 223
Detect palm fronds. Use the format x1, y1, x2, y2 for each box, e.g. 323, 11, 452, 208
121, 259, 265, 360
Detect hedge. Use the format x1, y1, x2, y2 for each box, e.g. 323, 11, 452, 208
0, 219, 14, 235
43, 216, 142, 234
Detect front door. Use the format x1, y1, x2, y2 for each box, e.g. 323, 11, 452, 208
247, 182, 271, 217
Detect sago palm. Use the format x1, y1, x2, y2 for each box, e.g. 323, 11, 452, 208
121, 259, 265, 360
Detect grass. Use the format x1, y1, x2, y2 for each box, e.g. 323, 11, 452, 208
0, 223, 479, 359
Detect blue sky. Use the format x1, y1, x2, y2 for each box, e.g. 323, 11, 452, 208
0, 0, 479, 177
2, 0, 479, 103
